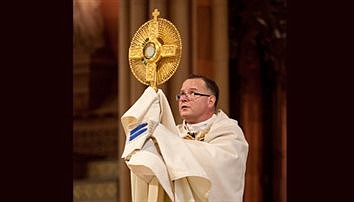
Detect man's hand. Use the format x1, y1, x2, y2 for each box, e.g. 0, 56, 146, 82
143, 95, 160, 124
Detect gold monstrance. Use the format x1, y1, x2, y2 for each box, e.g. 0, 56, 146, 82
128, 9, 182, 91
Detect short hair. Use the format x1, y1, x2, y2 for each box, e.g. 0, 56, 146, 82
185, 74, 219, 109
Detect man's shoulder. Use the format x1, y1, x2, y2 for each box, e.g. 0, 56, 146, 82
214, 110, 239, 126
211, 110, 244, 134
204, 110, 245, 142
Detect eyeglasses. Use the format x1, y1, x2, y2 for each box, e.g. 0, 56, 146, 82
176, 91, 211, 101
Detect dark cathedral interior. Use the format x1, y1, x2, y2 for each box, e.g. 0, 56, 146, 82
73, 0, 287, 201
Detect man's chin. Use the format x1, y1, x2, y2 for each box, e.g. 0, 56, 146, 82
180, 111, 190, 119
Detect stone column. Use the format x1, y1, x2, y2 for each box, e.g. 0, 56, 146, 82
211, 0, 229, 114
168, 0, 192, 123
129, 0, 147, 102
118, 1, 131, 201
238, 27, 264, 202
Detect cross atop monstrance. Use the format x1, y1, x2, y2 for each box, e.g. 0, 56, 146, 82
152, 9, 160, 20
128, 9, 182, 91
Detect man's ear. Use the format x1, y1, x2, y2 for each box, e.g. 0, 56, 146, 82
208, 95, 216, 107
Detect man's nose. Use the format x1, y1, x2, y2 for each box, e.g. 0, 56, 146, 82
180, 95, 189, 102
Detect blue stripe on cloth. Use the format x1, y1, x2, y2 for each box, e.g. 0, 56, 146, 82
129, 127, 148, 141
130, 122, 148, 135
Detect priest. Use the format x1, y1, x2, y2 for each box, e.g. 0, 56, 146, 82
121, 74, 249, 202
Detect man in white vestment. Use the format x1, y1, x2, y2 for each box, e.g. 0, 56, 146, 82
121, 74, 249, 202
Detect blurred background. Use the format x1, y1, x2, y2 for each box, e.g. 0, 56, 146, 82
73, 0, 287, 202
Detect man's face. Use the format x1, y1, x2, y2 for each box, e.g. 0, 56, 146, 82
178, 78, 215, 124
